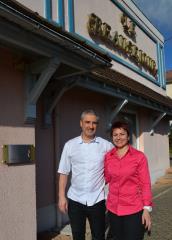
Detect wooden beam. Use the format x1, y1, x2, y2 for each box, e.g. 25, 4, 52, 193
28, 57, 60, 104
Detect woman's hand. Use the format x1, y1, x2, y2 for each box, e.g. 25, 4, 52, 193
142, 209, 151, 231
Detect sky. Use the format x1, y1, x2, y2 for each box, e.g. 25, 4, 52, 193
132, 0, 172, 71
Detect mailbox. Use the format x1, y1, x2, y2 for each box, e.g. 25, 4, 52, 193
2, 145, 35, 164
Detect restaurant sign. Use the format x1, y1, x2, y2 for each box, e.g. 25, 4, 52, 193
87, 13, 157, 77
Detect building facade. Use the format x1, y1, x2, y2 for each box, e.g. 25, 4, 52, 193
166, 70, 172, 97
0, 0, 172, 238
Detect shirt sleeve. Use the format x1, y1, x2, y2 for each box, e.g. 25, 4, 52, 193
104, 153, 111, 184
58, 142, 71, 175
138, 153, 153, 206
107, 142, 114, 151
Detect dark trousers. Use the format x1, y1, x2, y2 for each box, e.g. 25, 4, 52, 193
108, 210, 145, 240
68, 199, 106, 240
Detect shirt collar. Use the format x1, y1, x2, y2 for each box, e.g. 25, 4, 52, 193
78, 135, 100, 144
128, 145, 135, 155
113, 144, 133, 155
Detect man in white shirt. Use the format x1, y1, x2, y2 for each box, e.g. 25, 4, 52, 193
58, 109, 113, 240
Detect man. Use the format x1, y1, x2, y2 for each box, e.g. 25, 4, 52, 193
58, 109, 113, 240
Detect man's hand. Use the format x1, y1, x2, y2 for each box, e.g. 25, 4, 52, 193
58, 174, 68, 213
142, 209, 151, 231
58, 196, 68, 213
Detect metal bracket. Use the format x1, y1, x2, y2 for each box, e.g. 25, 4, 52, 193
108, 99, 128, 128
150, 112, 166, 135
28, 57, 60, 104
43, 78, 77, 126
24, 58, 60, 123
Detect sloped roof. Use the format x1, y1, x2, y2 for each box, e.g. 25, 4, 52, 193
1, 0, 172, 115
92, 68, 172, 110
0, 0, 111, 65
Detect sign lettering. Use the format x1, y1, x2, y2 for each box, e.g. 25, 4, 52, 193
87, 13, 157, 77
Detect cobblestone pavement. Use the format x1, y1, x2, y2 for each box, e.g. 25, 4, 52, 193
38, 168, 172, 240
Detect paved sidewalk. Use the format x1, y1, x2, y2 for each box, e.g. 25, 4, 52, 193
38, 167, 172, 240
144, 167, 172, 240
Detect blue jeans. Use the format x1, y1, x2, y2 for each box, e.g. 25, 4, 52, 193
68, 199, 106, 240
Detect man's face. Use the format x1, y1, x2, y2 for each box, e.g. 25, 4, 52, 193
80, 114, 98, 140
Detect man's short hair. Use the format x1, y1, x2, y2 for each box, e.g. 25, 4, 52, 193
80, 109, 99, 122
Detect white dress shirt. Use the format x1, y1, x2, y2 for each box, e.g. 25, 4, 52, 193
58, 136, 113, 206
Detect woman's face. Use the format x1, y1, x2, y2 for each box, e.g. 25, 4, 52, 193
112, 127, 129, 149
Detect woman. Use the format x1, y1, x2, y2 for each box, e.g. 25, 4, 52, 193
104, 121, 152, 240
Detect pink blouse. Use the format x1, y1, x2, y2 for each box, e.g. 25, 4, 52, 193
104, 145, 152, 216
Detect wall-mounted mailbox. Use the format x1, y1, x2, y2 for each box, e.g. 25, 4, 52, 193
2, 145, 35, 164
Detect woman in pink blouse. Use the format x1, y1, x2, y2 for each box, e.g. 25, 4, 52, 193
104, 121, 152, 240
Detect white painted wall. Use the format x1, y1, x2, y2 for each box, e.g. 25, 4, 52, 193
15, 0, 166, 95
17, 0, 45, 17
110, 62, 166, 96
73, 0, 163, 93
166, 83, 172, 97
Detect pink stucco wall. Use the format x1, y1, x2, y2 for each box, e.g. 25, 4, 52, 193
0, 48, 36, 240
55, 87, 111, 149
54, 87, 114, 228
139, 109, 170, 184
36, 99, 57, 232
37, 86, 170, 231
36, 86, 112, 231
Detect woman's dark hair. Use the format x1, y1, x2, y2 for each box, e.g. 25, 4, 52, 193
110, 121, 130, 137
